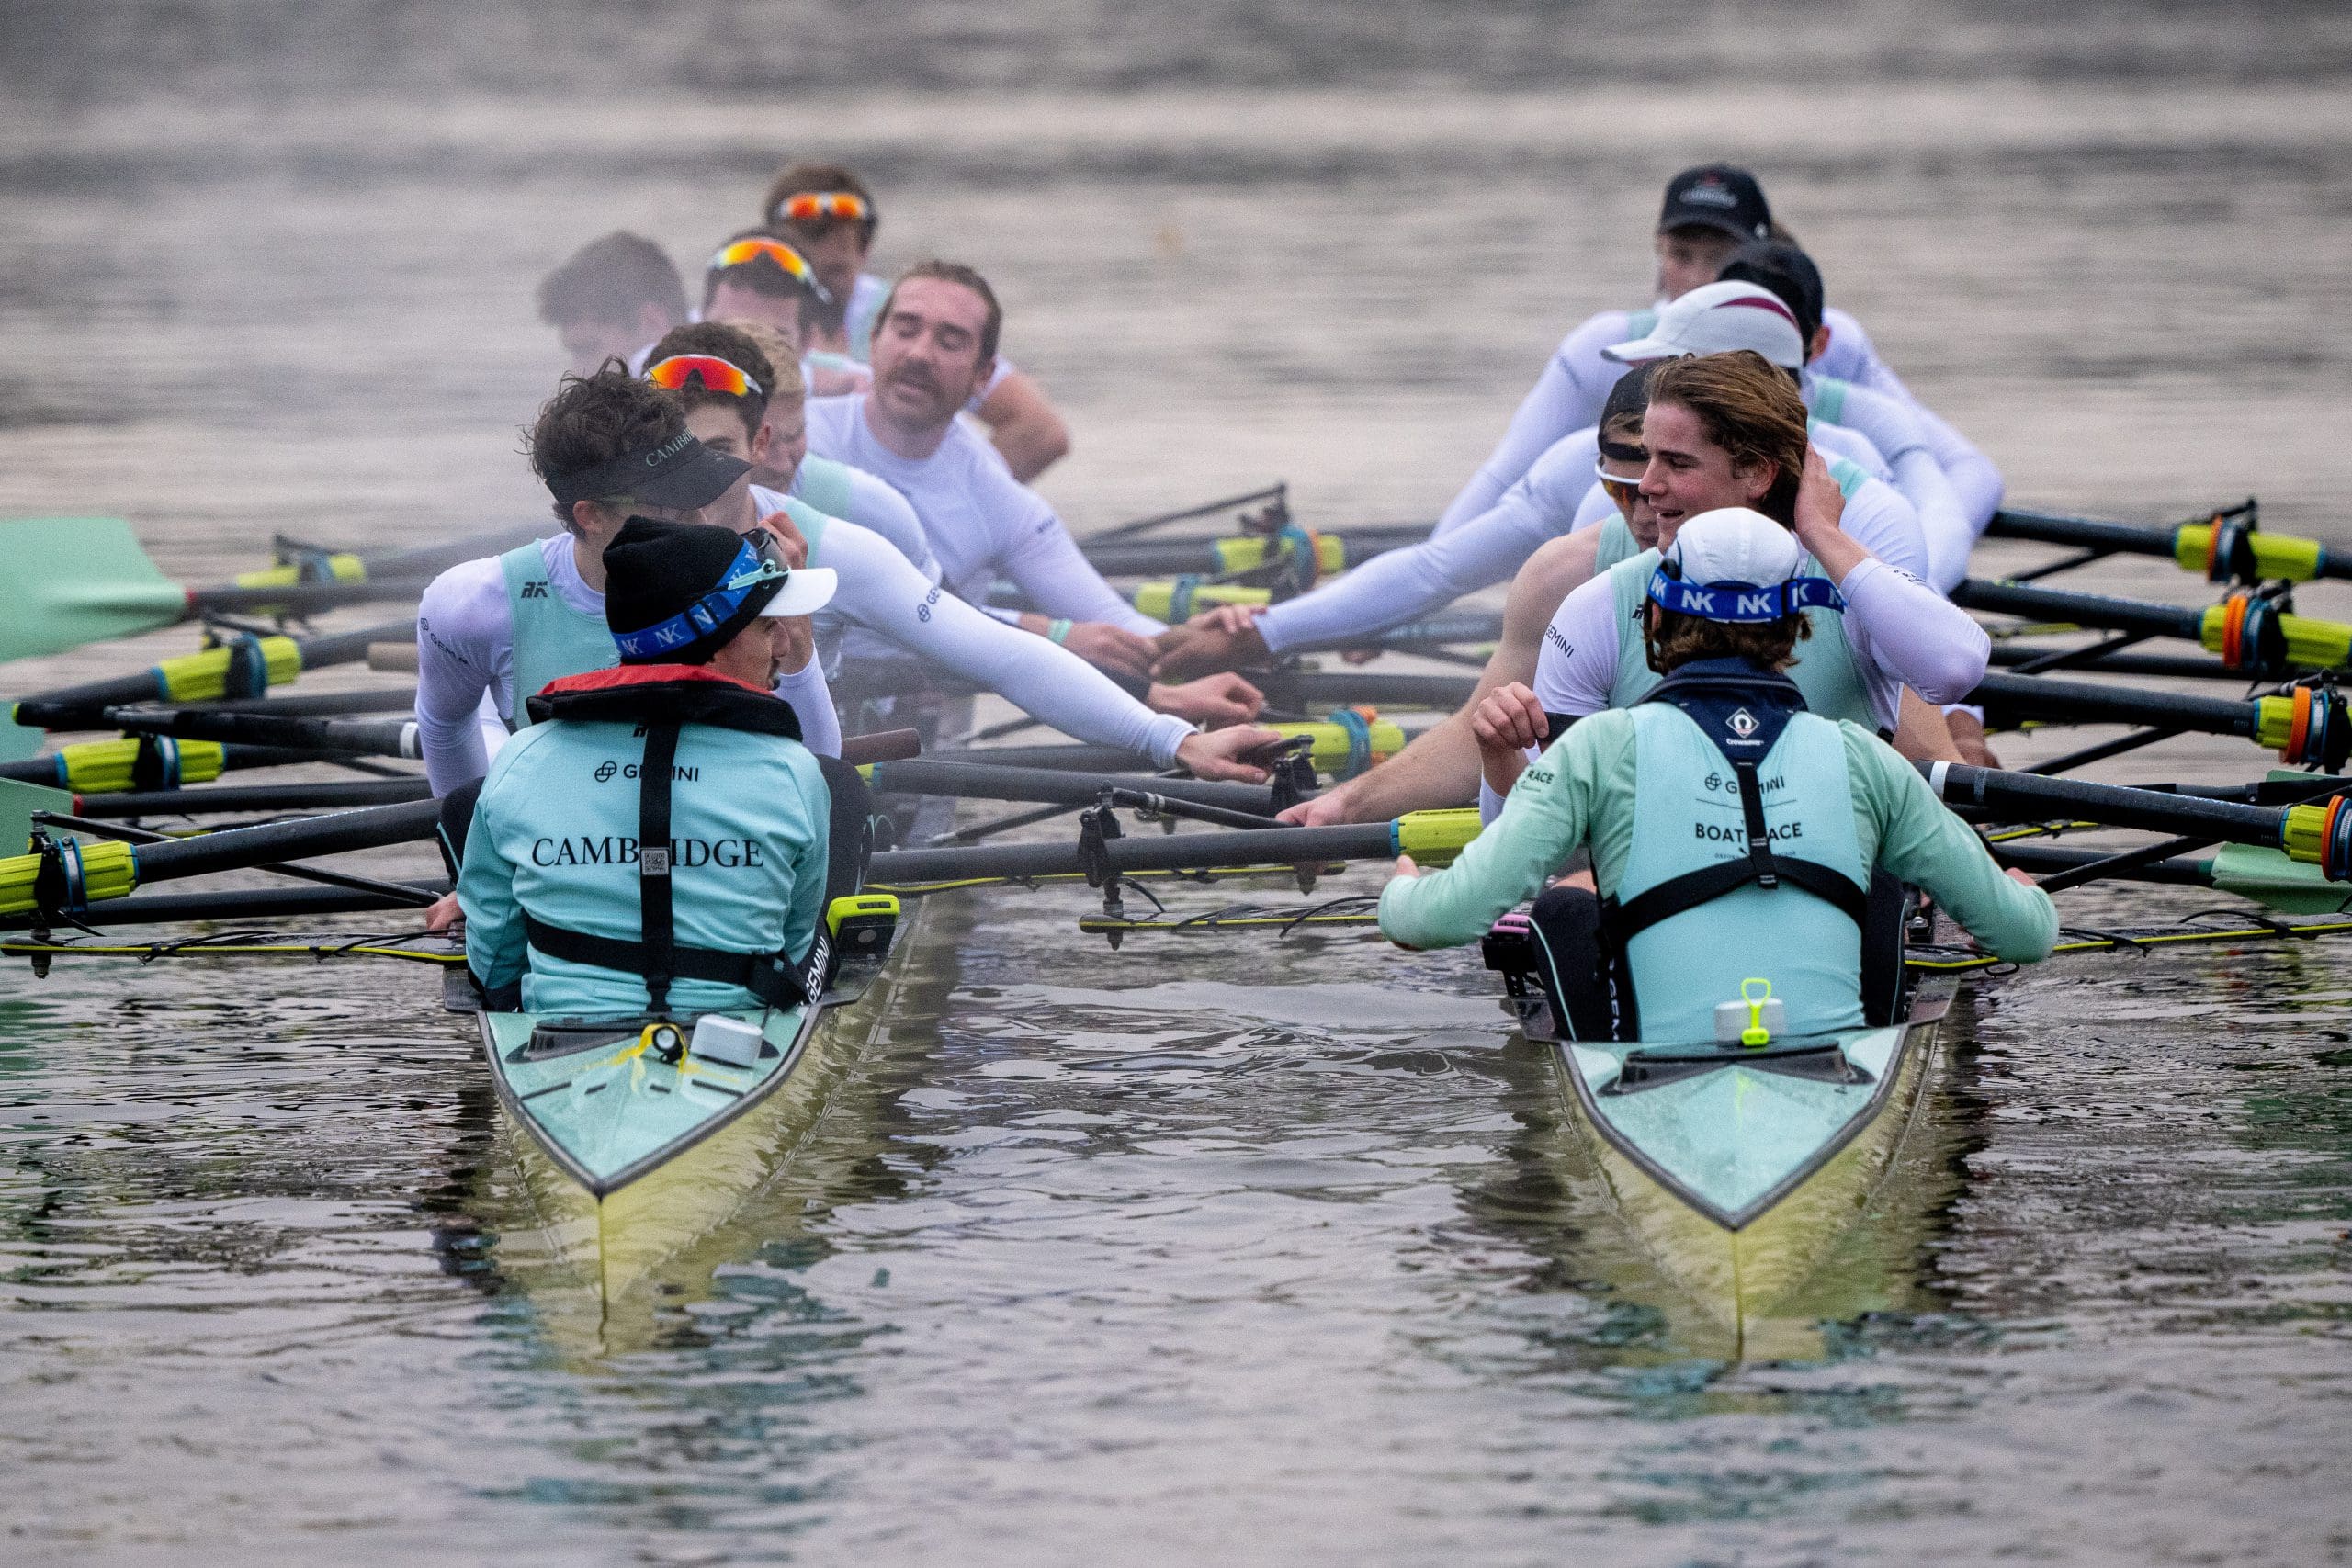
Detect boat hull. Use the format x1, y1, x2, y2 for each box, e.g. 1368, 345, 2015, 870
1555, 986, 1952, 1358
480, 897, 927, 1308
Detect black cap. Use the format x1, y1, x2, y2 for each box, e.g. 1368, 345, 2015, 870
544, 427, 751, 512
1598, 362, 1662, 461
602, 518, 785, 664
1720, 240, 1824, 345
1658, 164, 1772, 243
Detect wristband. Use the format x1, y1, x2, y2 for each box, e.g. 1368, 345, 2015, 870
1046, 618, 1073, 645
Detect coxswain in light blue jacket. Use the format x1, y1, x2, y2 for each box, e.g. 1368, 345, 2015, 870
1380, 507, 2055, 1044
460, 518, 849, 1020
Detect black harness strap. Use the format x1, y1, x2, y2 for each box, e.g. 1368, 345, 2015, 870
638, 722, 681, 1015
522, 915, 809, 1010
1604, 759, 1870, 944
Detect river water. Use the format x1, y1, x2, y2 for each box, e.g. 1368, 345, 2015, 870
4, 4, 2352, 1563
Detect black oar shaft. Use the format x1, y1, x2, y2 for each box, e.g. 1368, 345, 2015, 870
1954, 579, 2201, 640
187, 580, 435, 615
871, 820, 1398, 884
72, 778, 431, 818
107, 707, 418, 759
13, 620, 415, 730
1924, 762, 2284, 841
126, 799, 444, 883
866, 759, 1283, 816
1969, 672, 2257, 737
1988, 842, 2218, 886
0, 882, 444, 931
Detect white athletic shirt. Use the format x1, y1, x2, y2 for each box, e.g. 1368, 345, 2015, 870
779, 466, 934, 576
804, 393, 1162, 637
1532, 483, 1989, 729
1258, 414, 1900, 656
750, 493, 1193, 766
1440, 303, 1917, 529
414, 534, 842, 795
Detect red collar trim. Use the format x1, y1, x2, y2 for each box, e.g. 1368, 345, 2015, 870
537, 663, 768, 699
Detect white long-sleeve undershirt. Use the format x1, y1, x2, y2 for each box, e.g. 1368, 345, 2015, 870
769, 497, 1194, 767
1532, 481, 1989, 729
413, 535, 843, 796
805, 393, 1160, 637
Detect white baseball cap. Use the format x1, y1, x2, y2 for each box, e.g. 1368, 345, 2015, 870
1603, 281, 1806, 371
1648, 507, 1838, 624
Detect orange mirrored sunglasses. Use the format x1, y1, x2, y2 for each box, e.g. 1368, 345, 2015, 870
775, 190, 872, 224
645, 355, 763, 398
705, 238, 831, 302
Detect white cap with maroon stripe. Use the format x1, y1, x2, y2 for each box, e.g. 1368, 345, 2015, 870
1602, 281, 1806, 371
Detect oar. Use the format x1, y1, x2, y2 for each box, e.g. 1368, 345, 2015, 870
1083, 525, 1423, 581
1917, 761, 2352, 879
107, 707, 424, 761
0, 516, 538, 663
1, 737, 358, 793
1969, 671, 2350, 772
11, 620, 413, 731
923, 715, 1409, 781
1086, 482, 1292, 543
70, 777, 433, 819
1987, 501, 2352, 588
0, 797, 441, 919
0, 881, 445, 932
865, 758, 1294, 823
1987, 644, 2259, 682
1954, 579, 2350, 678
867, 807, 1481, 890
31, 810, 438, 907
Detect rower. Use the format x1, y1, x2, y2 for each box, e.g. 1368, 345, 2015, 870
700, 232, 867, 398
1378, 506, 2055, 1043
458, 518, 848, 1020
645, 321, 1281, 775
537, 231, 688, 377
1442, 164, 1919, 531
650, 321, 936, 579
1505, 350, 1988, 801
762, 161, 1072, 482
1715, 243, 2003, 590
1273, 368, 1662, 829
801, 262, 1171, 690
1146, 284, 1905, 682
414, 367, 839, 797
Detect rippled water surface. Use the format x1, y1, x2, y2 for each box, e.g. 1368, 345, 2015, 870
6, 4, 2352, 1563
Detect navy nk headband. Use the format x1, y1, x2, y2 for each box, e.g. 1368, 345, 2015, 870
1645, 564, 1844, 624
612, 538, 788, 661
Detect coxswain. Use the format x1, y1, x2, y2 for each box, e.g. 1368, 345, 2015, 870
1441, 163, 1922, 530
458, 518, 849, 1019
647, 321, 1277, 770
762, 161, 1073, 481
802, 262, 1169, 686
536, 231, 688, 378
1378, 506, 2054, 1043
414, 367, 839, 796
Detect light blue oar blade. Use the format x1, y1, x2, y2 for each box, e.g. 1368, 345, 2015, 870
2211, 841, 2350, 914
0, 518, 187, 662
0, 776, 73, 853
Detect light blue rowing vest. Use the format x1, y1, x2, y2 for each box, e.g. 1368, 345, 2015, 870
1614, 703, 1868, 1042
1603, 541, 1873, 728
501, 541, 619, 725
1593, 513, 1640, 574
1811, 376, 1850, 426
793, 454, 855, 525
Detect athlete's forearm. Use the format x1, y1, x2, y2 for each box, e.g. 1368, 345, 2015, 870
1003, 516, 1164, 637
772, 658, 841, 759
1378, 728, 1600, 948
978, 371, 1070, 483
1860, 736, 2056, 962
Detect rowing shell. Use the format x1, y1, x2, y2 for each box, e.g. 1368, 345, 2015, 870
1553, 981, 1956, 1359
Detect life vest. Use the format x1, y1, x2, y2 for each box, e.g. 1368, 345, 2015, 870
500, 540, 619, 728
1603, 520, 1875, 729
514, 665, 826, 1016
1602, 661, 1871, 1043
